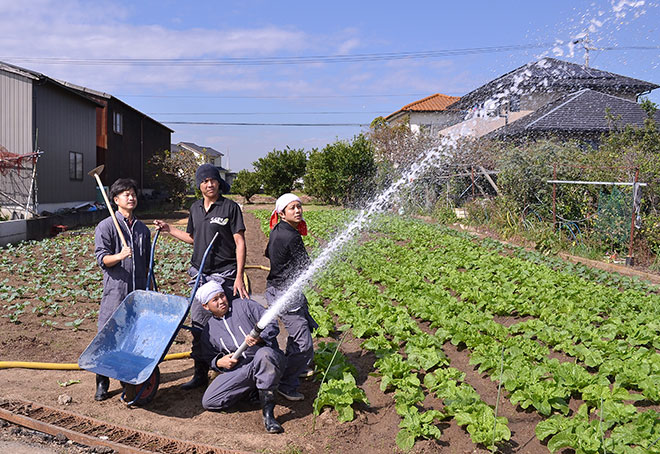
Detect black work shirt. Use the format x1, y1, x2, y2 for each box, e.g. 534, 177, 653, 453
265, 221, 311, 289
187, 197, 245, 274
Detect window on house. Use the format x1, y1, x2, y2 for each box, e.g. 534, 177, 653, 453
113, 111, 123, 134
69, 151, 83, 180
419, 124, 434, 135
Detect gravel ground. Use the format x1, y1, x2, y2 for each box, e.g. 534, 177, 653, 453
0, 420, 113, 454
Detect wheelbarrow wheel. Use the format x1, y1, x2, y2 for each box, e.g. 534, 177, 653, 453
121, 367, 160, 406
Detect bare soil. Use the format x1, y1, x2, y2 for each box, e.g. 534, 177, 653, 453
0, 206, 547, 453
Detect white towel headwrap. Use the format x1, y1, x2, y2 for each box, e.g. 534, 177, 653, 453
269, 193, 307, 235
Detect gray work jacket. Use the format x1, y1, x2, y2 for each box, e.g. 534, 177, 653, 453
199, 298, 281, 371
94, 211, 151, 329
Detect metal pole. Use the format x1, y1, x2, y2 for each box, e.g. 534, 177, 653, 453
140, 117, 144, 192
446, 180, 450, 207
627, 169, 639, 266
24, 129, 39, 218
24, 157, 38, 218
546, 180, 646, 186
552, 164, 557, 229
471, 166, 475, 199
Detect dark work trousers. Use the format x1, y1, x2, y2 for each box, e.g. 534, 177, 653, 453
265, 286, 318, 394
202, 346, 285, 410
188, 267, 236, 361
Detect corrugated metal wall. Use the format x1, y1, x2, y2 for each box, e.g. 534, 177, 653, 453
34, 82, 97, 204
0, 70, 34, 218
0, 70, 33, 156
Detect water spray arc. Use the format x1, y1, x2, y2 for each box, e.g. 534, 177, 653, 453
230, 0, 653, 359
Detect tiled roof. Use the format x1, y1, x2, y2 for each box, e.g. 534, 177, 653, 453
488, 89, 660, 138
178, 142, 223, 157
452, 58, 659, 110
386, 93, 461, 120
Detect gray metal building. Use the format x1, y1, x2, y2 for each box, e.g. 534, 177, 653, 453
0, 61, 99, 217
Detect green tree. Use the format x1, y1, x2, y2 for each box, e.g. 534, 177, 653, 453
231, 169, 261, 203
145, 148, 198, 208
253, 147, 307, 197
304, 134, 377, 205
368, 116, 436, 168
594, 99, 660, 255
496, 139, 592, 219
595, 99, 660, 210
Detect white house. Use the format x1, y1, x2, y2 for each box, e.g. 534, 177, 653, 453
385, 93, 462, 135
175, 141, 224, 167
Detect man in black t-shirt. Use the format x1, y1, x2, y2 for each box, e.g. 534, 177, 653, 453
154, 164, 248, 390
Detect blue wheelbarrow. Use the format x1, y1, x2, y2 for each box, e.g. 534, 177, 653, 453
78, 231, 218, 405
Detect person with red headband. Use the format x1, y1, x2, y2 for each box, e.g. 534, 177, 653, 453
265, 193, 317, 401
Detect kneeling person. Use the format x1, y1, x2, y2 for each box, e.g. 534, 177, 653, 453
197, 281, 286, 434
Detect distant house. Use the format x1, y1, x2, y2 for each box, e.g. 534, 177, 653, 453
224, 172, 237, 187
385, 93, 462, 135
172, 141, 233, 185
443, 58, 659, 141
0, 61, 101, 216
176, 142, 224, 167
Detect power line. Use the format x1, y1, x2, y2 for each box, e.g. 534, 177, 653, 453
163, 121, 368, 127
149, 111, 388, 115
3, 44, 656, 68
599, 45, 660, 50
119, 93, 442, 99
1, 43, 553, 67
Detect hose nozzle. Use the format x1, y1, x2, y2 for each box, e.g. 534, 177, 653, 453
231, 324, 264, 359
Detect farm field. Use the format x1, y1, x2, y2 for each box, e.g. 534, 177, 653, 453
1, 207, 660, 453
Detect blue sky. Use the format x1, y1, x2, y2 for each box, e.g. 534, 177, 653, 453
1, 0, 658, 171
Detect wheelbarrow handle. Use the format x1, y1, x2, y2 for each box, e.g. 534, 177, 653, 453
188, 232, 219, 306
146, 229, 160, 292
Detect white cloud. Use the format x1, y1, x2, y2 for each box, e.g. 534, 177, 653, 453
0, 0, 310, 92
337, 38, 361, 54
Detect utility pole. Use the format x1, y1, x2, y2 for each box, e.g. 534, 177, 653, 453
573, 32, 597, 67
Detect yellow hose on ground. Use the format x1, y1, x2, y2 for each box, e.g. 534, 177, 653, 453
245, 265, 270, 271
0, 351, 191, 370
243, 264, 270, 294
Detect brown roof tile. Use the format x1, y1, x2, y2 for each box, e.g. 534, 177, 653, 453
386, 93, 461, 120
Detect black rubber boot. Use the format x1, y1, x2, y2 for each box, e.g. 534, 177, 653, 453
180, 360, 209, 390
247, 389, 260, 405
259, 389, 283, 434
94, 375, 110, 401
